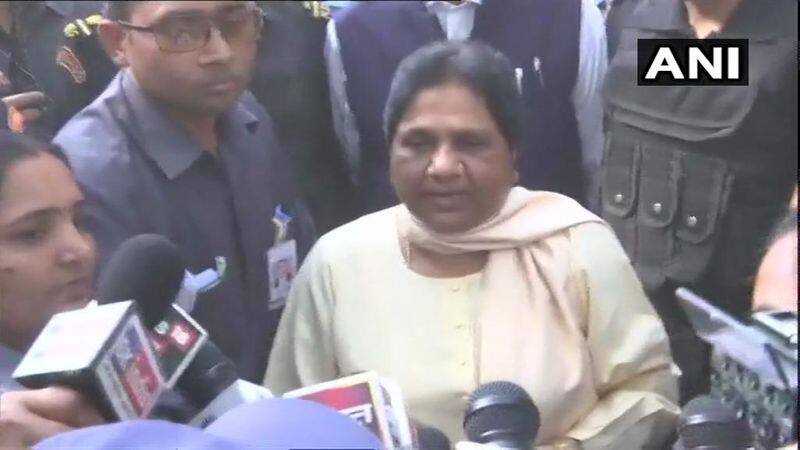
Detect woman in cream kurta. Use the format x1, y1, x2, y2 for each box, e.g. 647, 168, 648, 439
265, 41, 679, 448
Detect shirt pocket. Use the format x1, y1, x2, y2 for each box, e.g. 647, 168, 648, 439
667, 152, 734, 284
634, 144, 680, 291
601, 133, 640, 258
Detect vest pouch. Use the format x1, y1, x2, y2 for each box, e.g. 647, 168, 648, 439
667, 152, 734, 283
604, 27, 758, 144
634, 145, 680, 292
600, 134, 640, 257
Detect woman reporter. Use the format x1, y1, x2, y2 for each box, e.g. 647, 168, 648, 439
0, 131, 103, 447
265, 42, 680, 447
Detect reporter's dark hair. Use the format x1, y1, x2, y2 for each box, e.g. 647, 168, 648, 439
384, 41, 522, 150
0, 131, 70, 189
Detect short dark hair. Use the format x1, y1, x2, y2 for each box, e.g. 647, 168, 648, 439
0, 131, 69, 191
104, 1, 137, 21
383, 41, 522, 150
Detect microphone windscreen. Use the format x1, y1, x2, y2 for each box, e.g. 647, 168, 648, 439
679, 395, 753, 449
464, 381, 540, 445
97, 234, 185, 328
205, 398, 382, 449
418, 426, 451, 450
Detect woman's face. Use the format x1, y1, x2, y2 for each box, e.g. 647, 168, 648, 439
0, 153, 96, 350
390, 80, 517, 233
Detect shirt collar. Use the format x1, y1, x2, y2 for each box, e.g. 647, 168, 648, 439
425, 0, 482, 12
119, 69, 260, 180
629, 0, 689, 33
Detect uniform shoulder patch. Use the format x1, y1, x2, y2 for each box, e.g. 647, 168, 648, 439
302, 1, 332, 20
56, 46, 87, 84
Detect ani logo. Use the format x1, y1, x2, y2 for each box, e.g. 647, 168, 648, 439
638, 39, 748, 86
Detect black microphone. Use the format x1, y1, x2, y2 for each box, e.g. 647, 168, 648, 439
12, 235, 195, 420
12, 300, 163, 420
96, 234, 210, 389
97, 234, 185, 328
464, 381, 540, 450
674, 395, 753, 450
97, 235, 273, 425
417, 426, 451, 450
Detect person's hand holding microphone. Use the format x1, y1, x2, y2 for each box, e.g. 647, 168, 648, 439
0, 386, 105, 448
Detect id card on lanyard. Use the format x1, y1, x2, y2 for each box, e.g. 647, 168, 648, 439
266, 204, 297, 310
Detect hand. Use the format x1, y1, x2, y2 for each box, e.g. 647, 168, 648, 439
2, 91, 49, 132
0, 387, 106, 448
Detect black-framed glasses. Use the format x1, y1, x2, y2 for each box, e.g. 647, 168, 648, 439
118, 6, 264, 53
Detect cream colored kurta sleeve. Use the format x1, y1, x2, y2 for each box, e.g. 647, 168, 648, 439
263, 240, 338, 394
564, 222, 680, 448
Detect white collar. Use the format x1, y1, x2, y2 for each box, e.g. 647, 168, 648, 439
425, 0, 483, 11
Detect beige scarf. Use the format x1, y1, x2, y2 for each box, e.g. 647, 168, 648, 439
396, 187, 604, 429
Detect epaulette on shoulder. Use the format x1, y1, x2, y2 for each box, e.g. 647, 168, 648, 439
63, 14, 103, 39
302, 1, 332, 20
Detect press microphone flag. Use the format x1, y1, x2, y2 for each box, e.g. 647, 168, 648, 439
282, 371, 414, 449
13, 301, 165, 420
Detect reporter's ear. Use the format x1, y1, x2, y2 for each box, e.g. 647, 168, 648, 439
98, 20, 128, 67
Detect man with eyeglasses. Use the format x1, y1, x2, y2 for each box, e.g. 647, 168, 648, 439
53, 1, 316, 383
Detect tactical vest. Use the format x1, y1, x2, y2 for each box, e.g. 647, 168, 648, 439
601, 0, 797, 313
335, 0, 582, 213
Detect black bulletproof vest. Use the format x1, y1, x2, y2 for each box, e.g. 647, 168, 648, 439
601, 0, 797, 313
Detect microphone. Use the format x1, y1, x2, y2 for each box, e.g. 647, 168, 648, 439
184, 342, 273, 428
417, 426, 451, 450
463, 381, 540, 450
281, 372, 414, 449
95, 234, 208, 388
96, 234, 185, 328
12, 300, 165, 420
674, 395, 753, 450
94, 235, 272, 426
13, 234, 218, 420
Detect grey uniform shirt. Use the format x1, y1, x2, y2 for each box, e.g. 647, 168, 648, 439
54, 69, 315, 382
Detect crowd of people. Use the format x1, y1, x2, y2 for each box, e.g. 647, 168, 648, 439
0, 0, 796, 448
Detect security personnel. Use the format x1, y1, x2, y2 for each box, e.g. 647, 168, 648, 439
0, 1, 116, 137
601, 0, 797, 401
252, 1, 356, 233
56, 0, 316, 382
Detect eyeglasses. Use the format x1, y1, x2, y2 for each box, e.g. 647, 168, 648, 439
118, 6, 265, 53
